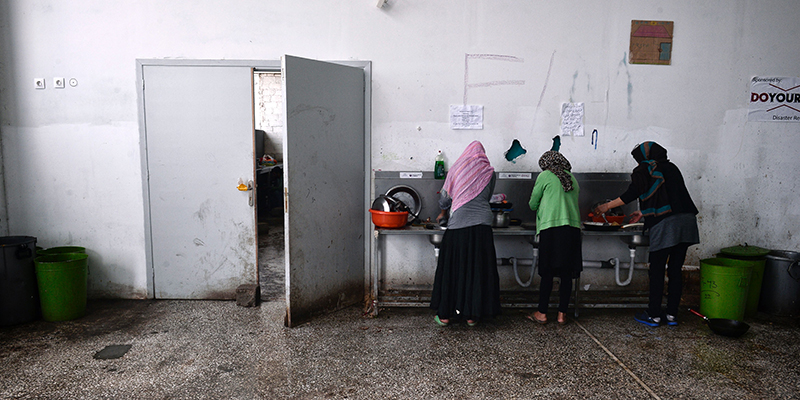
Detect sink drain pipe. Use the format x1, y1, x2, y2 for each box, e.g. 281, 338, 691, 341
615, 248, 636, 286
497, 255, 645, 288
514, 256, 535, 287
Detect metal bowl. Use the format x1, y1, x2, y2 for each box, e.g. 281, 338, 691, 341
371, 195, 400, 212
386, 185, 421, 222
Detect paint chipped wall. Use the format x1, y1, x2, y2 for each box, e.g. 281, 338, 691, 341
0, 1, 797, 297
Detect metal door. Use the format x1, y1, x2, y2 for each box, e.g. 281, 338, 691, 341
142, 65, 257, 299
282, 55, 366, 327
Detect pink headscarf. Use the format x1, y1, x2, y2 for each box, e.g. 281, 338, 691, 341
442, 141, 495, 212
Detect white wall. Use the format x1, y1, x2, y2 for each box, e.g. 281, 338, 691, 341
1, 1, 798, 298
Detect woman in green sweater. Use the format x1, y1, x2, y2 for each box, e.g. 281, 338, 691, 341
527, 147, 582, 325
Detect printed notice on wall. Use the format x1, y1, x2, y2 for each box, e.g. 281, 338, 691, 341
630, 20, 674, 65
450, 105, 484, 130
560, 102, 584, 136
748, 77, 800, 122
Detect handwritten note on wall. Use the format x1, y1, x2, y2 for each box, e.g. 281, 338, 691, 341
450, 105, 484, 130
560, 102, 584, 136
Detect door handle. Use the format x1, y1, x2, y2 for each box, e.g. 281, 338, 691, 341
237, 179, 255, 207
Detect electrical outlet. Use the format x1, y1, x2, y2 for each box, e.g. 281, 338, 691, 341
54, 77, 65, 89
34, 78, 45, 89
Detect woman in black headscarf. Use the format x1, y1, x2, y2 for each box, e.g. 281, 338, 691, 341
595, 142, 699, 327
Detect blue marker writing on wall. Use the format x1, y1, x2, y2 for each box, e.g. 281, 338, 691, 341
591, 129, 598, 150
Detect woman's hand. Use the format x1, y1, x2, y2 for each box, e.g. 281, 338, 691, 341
594, 197, 625, 216
436, 210, 447, 224
628, 211, 643, 223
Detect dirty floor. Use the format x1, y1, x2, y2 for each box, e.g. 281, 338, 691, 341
2, 301, 800, 399
2, 224, 799, 399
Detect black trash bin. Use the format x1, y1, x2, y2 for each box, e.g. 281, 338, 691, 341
0, 236, 39, 326
760, 250, 800, 316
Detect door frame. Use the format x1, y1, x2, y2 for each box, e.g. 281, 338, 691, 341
135, 58, 372, 299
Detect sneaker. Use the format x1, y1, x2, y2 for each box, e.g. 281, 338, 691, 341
634, 311, 661, 327
665, 314, 678, 326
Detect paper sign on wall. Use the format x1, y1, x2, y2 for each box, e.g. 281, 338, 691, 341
560, 102, 584, 137
450, 105, 484, 130
748, 77, 800, 122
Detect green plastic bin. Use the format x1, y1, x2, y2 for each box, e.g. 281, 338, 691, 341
700, 257, 752, 321
34, 253, 89, 322
718, 245, 769, 318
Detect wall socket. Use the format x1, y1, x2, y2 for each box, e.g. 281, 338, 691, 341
54, 77, 65, 89
34, 78, 45, 89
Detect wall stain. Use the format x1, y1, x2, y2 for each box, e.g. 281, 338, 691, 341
618, 53, 633, 117
289, 104, 336, 126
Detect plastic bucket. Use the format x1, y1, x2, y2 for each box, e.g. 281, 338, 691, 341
39, 246, 86, 255
759, 250, 800, 316
0, 236, 39, 326
35, 253, 89, 322
700, 257, 752, 321
718, 245, 769, 318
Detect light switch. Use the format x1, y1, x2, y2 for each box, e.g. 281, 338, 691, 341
34, 78, 45, 89
54, 77, 65, 89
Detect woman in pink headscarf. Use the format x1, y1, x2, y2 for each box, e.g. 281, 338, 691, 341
430, 141, 501, 327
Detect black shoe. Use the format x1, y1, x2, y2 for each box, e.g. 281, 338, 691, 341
634, 311, 661, 327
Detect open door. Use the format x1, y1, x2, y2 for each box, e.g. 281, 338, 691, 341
141, 65, 257, 299
282, 55, 366, 327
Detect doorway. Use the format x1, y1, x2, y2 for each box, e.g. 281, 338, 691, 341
137, 57, 371, 327
254, 71, 286, 302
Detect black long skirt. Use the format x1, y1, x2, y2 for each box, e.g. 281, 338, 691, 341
538, 225, 583, 279
430, 225, 501, 320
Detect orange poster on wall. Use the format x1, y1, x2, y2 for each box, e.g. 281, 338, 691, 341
629, 20, 674, 65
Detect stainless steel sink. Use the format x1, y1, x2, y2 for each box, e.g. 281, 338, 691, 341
619, 234, 649, 248
429, 232, 444, 247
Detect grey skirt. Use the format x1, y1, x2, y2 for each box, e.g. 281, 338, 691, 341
648, 213, 699, 252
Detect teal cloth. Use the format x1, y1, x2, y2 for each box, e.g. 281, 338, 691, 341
550, 136, 561, 152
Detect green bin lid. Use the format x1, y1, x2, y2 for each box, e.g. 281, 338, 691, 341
719, 244, 770, 259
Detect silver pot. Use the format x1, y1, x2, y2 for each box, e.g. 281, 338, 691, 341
371, 195, 401, 212
492, 210, 511, 228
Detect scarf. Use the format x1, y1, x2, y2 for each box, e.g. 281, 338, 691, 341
538, 150, 573, 192
442, 141, 495, 212
632, 142, 672, 217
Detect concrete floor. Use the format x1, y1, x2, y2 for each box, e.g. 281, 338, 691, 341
3, 224, 800, 399
2, 301, 800, 399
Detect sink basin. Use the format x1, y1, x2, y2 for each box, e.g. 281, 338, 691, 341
619, 234, 649, 248
429, 232, 444, 247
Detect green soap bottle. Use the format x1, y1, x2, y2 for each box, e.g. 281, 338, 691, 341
434, 150, 446, 179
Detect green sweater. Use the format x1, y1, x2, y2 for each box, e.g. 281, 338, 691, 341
528, 170, 581, 235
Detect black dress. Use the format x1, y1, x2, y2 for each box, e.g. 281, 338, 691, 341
430, 224, 501, 320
